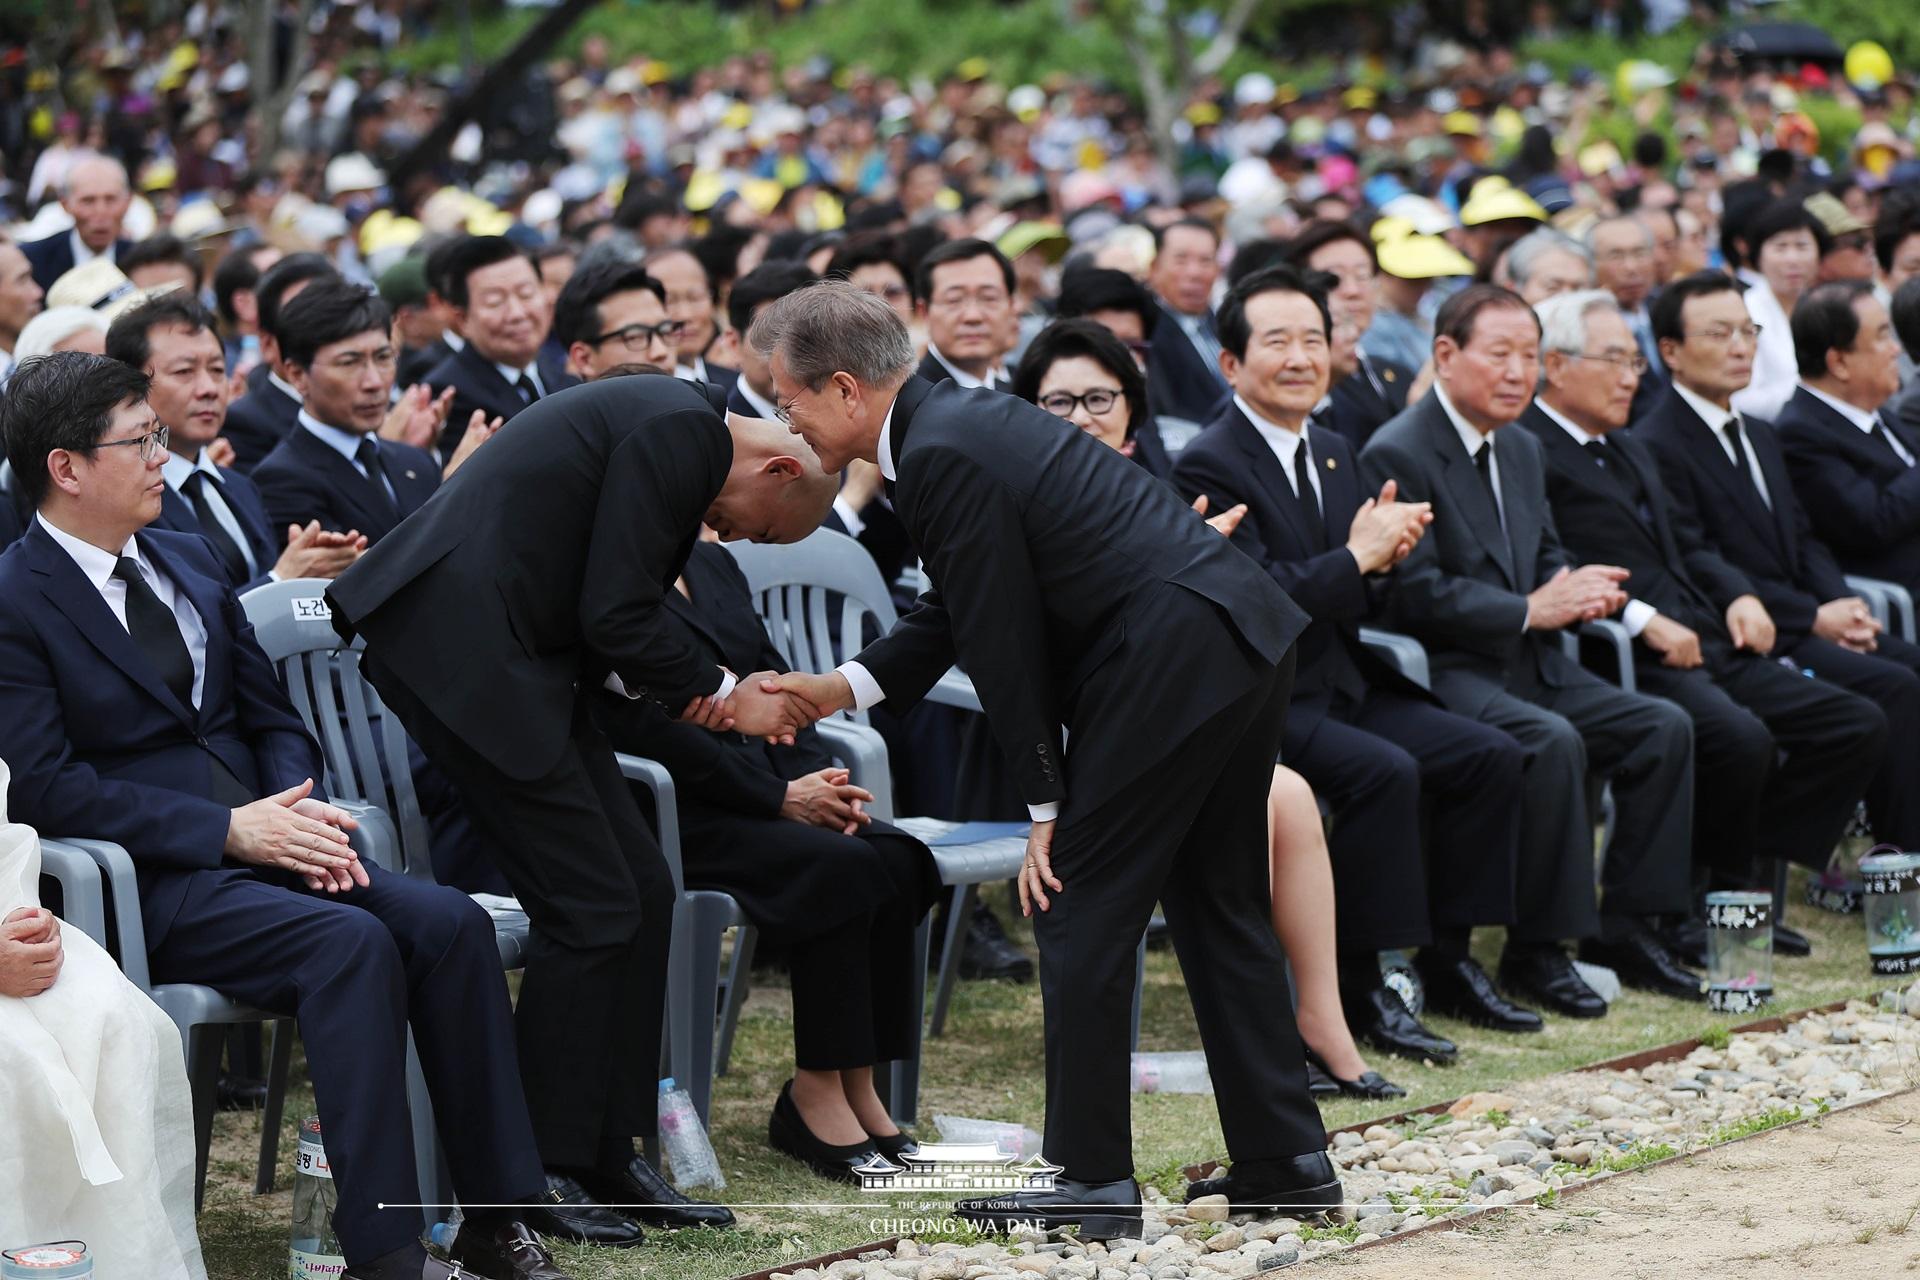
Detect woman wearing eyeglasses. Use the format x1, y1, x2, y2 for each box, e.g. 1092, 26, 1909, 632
1009, 317, 1405, 1101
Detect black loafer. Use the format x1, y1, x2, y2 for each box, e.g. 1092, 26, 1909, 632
583, 1155, 735, 1229
1305, 1048, 1406, 1101
1347, 980, 1458, 1063
1416, 952, 1545, 1033
1185, 1152, 1344, 1218
346, 1255, 479, 1280
956, 1175, 1142, 1241
520, 1174, 644, 1247
1498, 945, 1607, 1019
450, 1220, 574, 1279
1581, 923, 1705, 1002
769, 1079, 879, 1183
1773, 922, 1812, 957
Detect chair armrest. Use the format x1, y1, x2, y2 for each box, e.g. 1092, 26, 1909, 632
926, 667, 983, 714
1846, 574, 1916, 643
1357, 627, 1431, 691
331, 800, 406, 877
616, 754, 685, 895
813, 719, 895, 822
60, 838, 152, 992
38, 838, 108, 950
1575, 619, 1636, 694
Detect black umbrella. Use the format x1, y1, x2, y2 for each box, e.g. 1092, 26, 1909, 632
1708, 21, 1846, 64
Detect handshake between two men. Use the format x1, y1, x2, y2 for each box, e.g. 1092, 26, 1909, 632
677, 669, 857, 743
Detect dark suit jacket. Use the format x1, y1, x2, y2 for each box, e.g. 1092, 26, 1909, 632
1172, 402, 1427, 733
1320, 353, 1414, 451
1776, 386, 1920, 590
852, 377, 1308, 809
1145, 300, 1229, 430
1517, 403, 1754, 661
1358, 393, 1590, 716
915, 349, 1012, 393
152, 461, 281, 592
250, 422, 439, 547
424, 341, 580, 456
221, 364, 303, 473
698, 359, 740, 399
327, 374, 731, 782
398, 335, 456, 389
20, 232, 134, 292
0, 523, 324, 945
1637, 391, 1850, 650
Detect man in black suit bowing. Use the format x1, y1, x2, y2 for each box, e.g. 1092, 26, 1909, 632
252, 280, 480, 547
913, 238, 1020, 392
423, 236, 579, 456
1360, 286, 1698, 1016
755, 282, 1339, 1236
1521, 289, 1885, 958
105, 291, 365, 590
1640, 272, 1920, 857
1175, 266, 1534, 1053
328, 375, 840, 1238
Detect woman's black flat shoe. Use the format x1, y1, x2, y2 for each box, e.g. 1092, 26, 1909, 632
870, 1130, 919, 1161
1305, 1056, 1341, 1099
1306, 1047, 1407, 1101
769, 1080, 879, 1183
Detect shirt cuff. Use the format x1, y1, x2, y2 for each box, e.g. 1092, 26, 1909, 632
1622, 599, 1656, 637
714, 668, 737, 700
832, 494, 866, 538
266, 569, 282, 582
836, 660, 885, 710
1027, 802, 1060, 823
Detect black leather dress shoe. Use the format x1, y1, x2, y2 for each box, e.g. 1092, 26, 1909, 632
583, 1155, 735, 1229
216, 1072, 269, 1111
1305, 1056, 1340, 1099
450, 1220, 573, 1278
769, 1079, 879, 1183
1773, 922, 1812, 957
1416, 952, 1544, 1032
1185, 1153, 1343, 1218
1664, 915, 1709, 969
520, 1174, 645, 1247
870, 1129, 919, 1161
1499, 945, 1606, 1018
1581, 924, 1705, 1001
956, 1176, 1142, 1241
345, 1254, 470, 1280
1347, 980, 1458, 1063
958, 901, 1034, 981
1304, 1048, 1406, 1101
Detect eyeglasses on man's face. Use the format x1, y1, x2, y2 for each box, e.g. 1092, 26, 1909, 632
592, 320, 686, 350
90, 424, 170, 463
1566, 350, 1650, 376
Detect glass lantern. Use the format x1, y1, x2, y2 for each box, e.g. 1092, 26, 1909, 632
1862, 852, 1920, 975
1704, 890, 1773, 1014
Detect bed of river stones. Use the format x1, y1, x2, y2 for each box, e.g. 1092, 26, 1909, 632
766, 985, 1920, 1280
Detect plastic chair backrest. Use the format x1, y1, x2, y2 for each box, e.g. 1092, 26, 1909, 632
239, 579, 432, 873
723, 529, 902, 721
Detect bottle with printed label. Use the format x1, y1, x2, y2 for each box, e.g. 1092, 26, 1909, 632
656, 1078, 726, 1190
290, 1116, 346, 1279
1130, 1050, 1213, 1094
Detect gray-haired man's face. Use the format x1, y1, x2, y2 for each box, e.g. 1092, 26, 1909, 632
768, 350, 869, 473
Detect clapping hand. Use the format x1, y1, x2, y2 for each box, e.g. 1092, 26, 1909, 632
442, 409, 503, 480
0, 906, 61, 998
1345, 479, 1433, 573
381, 384, 456, 451
273, 520, 366, 579
225, 778, 368, 893
1190, 493, 1248, 537
1525, 564, 1630, 630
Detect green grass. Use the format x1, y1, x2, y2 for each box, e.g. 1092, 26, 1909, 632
200, 867, 1894, 1279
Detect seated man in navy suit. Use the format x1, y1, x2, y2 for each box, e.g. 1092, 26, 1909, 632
0, 352, 595, 1279
254, 280, 494, 547
220, 253, 340, 472
19, 154, 134, 291
105, 291, 365, 590
424, 236, 578, 455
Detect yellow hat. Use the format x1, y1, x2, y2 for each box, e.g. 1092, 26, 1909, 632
138, 158, 178, 192
997, 220, 1070, 264
156, 42, 200, 93
640, 59, 670, 86
358, 209, 423, 256
467, 206, 513, 237
740, 178, 785, 216
721, 102, 753, 131
1443, 110, 1483, 138
1185, 101, 1222, 127
1377, 233, 1475, 280
1577, 140, 1623, 177
1459, 183, 1546, 227
1275, 83, 1301, 106
1847, 41, 1896, 89
957, 57, 990, 82
1369, 215, 1416, 245
1342, 86, 1376, 111
682, 171, 726, 214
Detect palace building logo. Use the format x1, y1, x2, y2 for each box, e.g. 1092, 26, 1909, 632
853, 1142, 1063, 1193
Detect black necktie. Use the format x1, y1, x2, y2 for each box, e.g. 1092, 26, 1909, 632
1723, 417, 1771, 509
354, 437, 400, 520
1873, 416, 1914, 468
113, 556, 195, 710
1292, 439, 1324, 547
181, 471, 250, 583
1583, 439, 1609, 469
1473, 438, 1499, 514
514, 372, 539, 404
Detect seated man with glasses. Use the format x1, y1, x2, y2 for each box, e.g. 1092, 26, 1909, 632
552, 260, 682, 383
254, 280, 492, 547
1520, 289, 1886, 959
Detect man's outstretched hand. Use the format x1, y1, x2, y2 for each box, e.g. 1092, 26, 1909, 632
761, 671, 856, 723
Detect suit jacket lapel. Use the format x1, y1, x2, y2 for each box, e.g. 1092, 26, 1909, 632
294, 429, 396, 534
1228, 407, 1323, 552
1669, 397, 1785, 558
456, 343, 526, 419
887, 377, 931, 490
1426, 400, 1517, 587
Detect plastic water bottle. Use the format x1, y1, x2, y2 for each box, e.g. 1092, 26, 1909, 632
427, 1206, 463, 1252
657, 1078, 726, 1190
934, 1114, 1045, 1158
1130, 1051, 1214, 1094
289, 1117, 346, 1279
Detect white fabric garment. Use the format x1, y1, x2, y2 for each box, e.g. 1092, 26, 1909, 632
0, 758, 206, 1278
1731, 270, 1798, 422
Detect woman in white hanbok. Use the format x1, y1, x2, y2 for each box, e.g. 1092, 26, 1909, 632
0, 759, 206, 1278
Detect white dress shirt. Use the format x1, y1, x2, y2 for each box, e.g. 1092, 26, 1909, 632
1533, 399, 1657, 638
734, 379, 780, 421
494, 360, 546, 401
1233, 394, 1321, 505
1673, 381, 1773, 507
1434, 384, 1505, 530
1801, 382, 1916, 466
1731, 270, 1798, 422
68, 229, 111, 270
267, 370, 303, 407
161, 448, 263, 578
674, 355, 712, 383
39, 516, 208, 707
927, 343, 1009, 391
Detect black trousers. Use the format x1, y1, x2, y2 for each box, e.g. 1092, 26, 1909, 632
1034, 645, 1323, 1182
148, 865, 542, 1264
1468, 672, 1694, 934
1789, 632, 1920, 849
1285, 688, 1525, 950
1637, 648, 1888, 881
378, 671, 677, 1169
676, 802, 937, 1071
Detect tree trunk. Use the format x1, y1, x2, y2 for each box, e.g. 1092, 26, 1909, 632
243, 0, 315, 163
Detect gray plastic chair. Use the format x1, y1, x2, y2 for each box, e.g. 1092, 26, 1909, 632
1845, 574, 1917, 643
